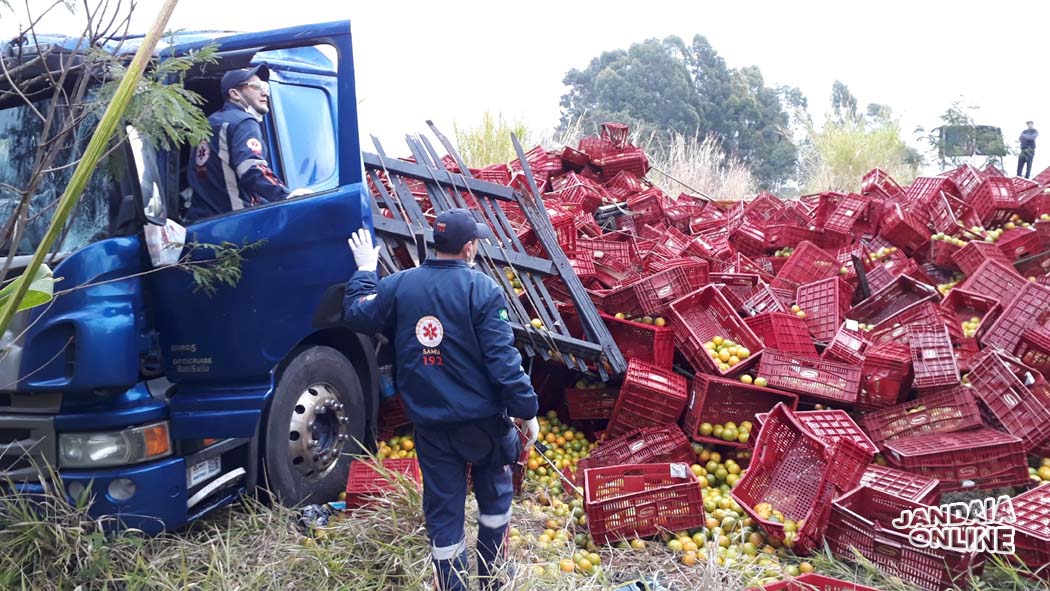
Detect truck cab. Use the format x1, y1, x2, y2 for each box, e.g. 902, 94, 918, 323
0, 21, 376, 532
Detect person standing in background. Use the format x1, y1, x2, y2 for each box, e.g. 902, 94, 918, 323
1018, 121, 1038, 179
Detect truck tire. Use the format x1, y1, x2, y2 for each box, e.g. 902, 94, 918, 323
263, 345, 366, 505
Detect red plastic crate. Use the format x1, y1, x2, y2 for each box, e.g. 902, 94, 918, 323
982, 281, 1050, 354
796, 277, 855, 342
744, 312, 818, 358
959, 258, 1028, 306
742, 283, 790, 315
903, 175, 958, 205
998, 227, 1046, 261
604, 359, 689, 440
345, 458, 422, 509
967, 349, 1050, 452
950, 240, 1011, 276
822, 193, 870, 236
866, 301, 948, 347
732, 404, 868, 553
377, 394, 411, 439
968, 176, 1019, 226
858, 464, 940, 505
757, 349, 861, 406
710, 273, 763, 310
859, 387, 982, 450
826, 486, 984, 591
755, 409, 878, 458
907, 323, 960, 391
565, 387, 620, 421
668, 286, 764, 378
561, 309, 676, 371
747, 573, 880, 591
681, 373, 799, 448
583, 462, 705, 544
857, 342, 913, 411
628, 262, 709, 316
882, 427, 1030, 493
862, 167, 905, 201
1016, 327, 1050, 376
574, 425, 695, 480
939, 288, 1002, 341
770, 241, 840, 292
880, 202, 930, 255
823, 324, 871, 366
1007, 484, 1050, 576
847, 275, 939, 328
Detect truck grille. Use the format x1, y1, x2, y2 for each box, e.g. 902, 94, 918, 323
0, 415, 56, 480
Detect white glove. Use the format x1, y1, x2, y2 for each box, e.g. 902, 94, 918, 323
288, 187, 311, 198
348, 228, 381, 272
522, 417, 540, 450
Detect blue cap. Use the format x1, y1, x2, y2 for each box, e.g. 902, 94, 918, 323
221, 64, 270, 97
434, 208, 492, 254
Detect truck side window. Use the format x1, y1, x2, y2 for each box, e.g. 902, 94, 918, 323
270, 83, 336, 192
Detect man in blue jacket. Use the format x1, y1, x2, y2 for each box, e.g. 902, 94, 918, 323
186, 65, 297, 221
1018, 121, 1039, 179
343, 209, 540, 591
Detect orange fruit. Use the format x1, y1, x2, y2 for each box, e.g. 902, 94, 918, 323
400, 439, 414, 451
559, 559, 574, 573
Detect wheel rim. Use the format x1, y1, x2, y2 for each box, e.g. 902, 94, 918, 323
288, 382, 350, 479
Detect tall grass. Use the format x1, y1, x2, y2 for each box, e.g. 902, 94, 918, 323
647, 133, 757, 201
802, 119, 918, 194
453, 111, 532, 168
2, 471, 1043, 590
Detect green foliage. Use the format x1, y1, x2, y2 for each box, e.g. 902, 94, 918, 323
452, 111, 531, 168
560, 38, 701, 146
91, 44, 217, 150
182, 239, 266, 296
559, 34, 797, 189
801, 82, 919, 193
0, 264, 53, 312
648, 132, 756, 201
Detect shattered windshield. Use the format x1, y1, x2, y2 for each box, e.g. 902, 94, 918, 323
0, 99, 119, 257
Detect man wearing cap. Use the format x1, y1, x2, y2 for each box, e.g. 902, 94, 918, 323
185, 65, 297, 221
342, 209, 540, 591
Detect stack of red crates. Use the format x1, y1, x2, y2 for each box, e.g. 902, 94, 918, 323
604, 359, 688, 439
583, 462, 705, 544
825, 486, 985, 590
881, 428, 1030, 492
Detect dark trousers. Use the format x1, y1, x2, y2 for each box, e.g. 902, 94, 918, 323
1018, 148, 1035, 178
415, 419, 517, 590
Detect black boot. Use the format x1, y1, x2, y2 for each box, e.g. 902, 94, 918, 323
433, 549, 470, 591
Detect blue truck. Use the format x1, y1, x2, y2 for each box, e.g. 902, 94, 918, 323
0, 20, 622, 533
0, 21, 378, 533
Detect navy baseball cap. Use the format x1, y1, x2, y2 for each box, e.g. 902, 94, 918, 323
221, 64, 270, 97
434, 208, 492, 254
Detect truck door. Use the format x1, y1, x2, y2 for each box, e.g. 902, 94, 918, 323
147, 22, 372, 505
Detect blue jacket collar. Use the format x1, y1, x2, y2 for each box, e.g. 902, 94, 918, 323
422, 258, 469, 269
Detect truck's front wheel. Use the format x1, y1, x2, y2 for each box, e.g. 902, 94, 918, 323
263, 345, 366, 505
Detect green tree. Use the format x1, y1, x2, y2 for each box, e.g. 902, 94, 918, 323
559, 38, 701, 143
559, 34, 798, 189
831, 80, 858, 123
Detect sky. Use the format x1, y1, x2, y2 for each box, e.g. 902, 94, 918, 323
4, 0, 1049, 176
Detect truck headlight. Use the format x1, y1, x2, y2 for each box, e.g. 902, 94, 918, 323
58, 422, 172, 468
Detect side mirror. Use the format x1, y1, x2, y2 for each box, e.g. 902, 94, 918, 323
126, 126, 167, 225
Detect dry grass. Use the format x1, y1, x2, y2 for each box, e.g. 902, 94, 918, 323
801, 119, 918, 194
646, 133, 757, 201
2, 468, 1046, 591
453, 111, 532, 169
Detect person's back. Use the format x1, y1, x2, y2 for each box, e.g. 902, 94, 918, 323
377, 258, 534, 426
342, 209, 539, 591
